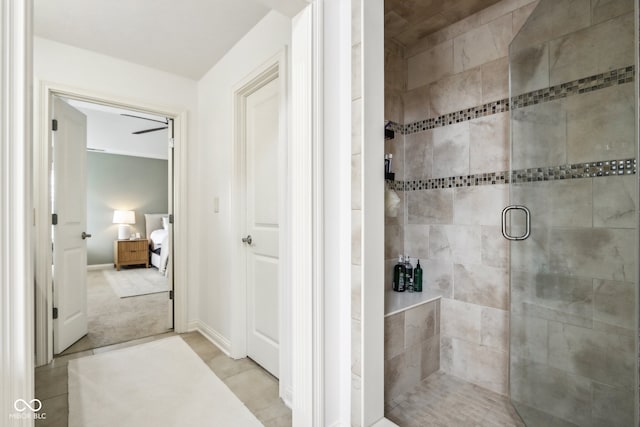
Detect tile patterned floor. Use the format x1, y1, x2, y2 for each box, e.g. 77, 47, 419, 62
386, 371, 526, 427
35, 332, 291, 427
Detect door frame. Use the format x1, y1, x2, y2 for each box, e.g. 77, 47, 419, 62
231, 50, 290, 398
34, 81, 189, 366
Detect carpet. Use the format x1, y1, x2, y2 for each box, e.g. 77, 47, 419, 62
104, 268, 168, 298
60, 270, 170, 355
68, 336, 263, 427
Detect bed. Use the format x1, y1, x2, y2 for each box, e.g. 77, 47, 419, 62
144, 213, 170, 274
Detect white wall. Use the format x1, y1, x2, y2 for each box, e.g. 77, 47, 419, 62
195, 10, 291, 348
33, 37, 200, 323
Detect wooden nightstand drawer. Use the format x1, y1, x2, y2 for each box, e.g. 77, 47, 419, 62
114, 239, 149, 270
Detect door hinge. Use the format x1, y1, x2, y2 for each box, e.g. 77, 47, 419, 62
169, 290, 174, 300
52, 119, 58, 131
52, 307, 58, 319
52, 213, 58, 225
169, 214, 174, 224
169, 137, 175, 149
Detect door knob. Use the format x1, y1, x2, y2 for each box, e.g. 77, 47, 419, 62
241, 235, 252, 245
81, 232, 92, 240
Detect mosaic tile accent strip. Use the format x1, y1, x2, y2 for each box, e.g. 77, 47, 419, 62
391, 66, 635, 136
389, 159, 636, 192
511, 66, 635, 109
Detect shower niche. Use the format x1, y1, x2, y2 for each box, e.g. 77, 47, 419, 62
382, 0, 638, 425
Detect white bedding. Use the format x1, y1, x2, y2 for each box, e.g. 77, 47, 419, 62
149, 229, 168, 251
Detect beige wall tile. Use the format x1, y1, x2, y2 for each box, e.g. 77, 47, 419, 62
351, 210, 361, 265
510, 314, 548, 364
429, 225, 482, 265
432, 121, 470, 178
510, 179, 593, 228
407, 188, 454, 224
481, 226, 508, 269
510, 0, 591, 53
351, 0, 361, 45
385, 91, 404, 123
550, 228, 636, 283
385, 223, 404, 259
429, 68, 482, 116
479, 0, 537, 25
404, 131, 433, 180
420, 335, 440, 380
512, 1, 539, 35
511, 270, 593, 323
421, 259, 454, 297
591, 0, 635, 24
548, 321, 635, 388
511, 99, 566, 169
443, 335, 508, 395
566, 84, 636, 164
385, 42, 406, 93
404, 224, 430, 261
453, 14, 512, 73
469, 112, 509, 175
593, 175, 636, 229
454, 263, 509, 310
405, 302, 437, 347
407, 40, 453, 90
385, 312, 405, 360
351, 98, 362, 155
403, 85, 431, 124
454, 185, 508, 227
351, 374, 362, 427
351, 319, 361, 376
441, 297, 482, 344
509, 42, 549, 95
351, 265, 361, 321
549, 12, 635, 86
352, 43, 362, 101
351, 154, 361, 210
481, 57, 509, 103
480, 307, 508, 351
593, 279, 635, 332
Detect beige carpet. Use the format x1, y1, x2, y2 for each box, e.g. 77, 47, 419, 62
68, 337, 263, 427
60, 269, 170, 355
104, 267, 169, 298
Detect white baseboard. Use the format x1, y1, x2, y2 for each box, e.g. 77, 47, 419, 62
87, 263, 114, 271
187, 320, 231, 356
281, 385, 293, 408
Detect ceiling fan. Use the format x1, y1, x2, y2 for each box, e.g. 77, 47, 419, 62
121, 113, 168, 134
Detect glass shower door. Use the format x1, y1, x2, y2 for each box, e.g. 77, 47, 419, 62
507, 1, 638, 426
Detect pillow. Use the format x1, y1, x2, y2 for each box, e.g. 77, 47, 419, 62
162, 216, 169, 230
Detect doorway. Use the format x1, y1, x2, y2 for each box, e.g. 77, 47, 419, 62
34, 85, 188, 366
232, 54, 287, 384
51, 96, 175, 355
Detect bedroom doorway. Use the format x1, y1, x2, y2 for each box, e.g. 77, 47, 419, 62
43, 92, 178, 358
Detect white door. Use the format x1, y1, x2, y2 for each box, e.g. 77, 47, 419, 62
52, 96, 89, 354
245, 77, 280, 377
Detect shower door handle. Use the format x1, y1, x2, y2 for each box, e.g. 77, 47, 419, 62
501, 205, 530, 241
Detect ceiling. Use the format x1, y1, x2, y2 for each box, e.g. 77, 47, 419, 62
34, 0, 271, 79
385, 0, 503, 48
66, 99, 169, 160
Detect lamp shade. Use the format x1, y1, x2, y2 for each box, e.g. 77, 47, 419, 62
112, 210, 135, 225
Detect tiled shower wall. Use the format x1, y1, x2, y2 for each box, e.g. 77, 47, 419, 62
351, 0, 363, 425
382, 0, 636, 425
385, 0, 541, 395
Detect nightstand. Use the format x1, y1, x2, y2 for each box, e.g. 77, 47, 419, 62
114, 239, 149, 270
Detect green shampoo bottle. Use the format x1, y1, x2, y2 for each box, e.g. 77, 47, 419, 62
414, 259, 423, 292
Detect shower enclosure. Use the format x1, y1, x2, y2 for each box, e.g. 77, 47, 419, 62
507, 1, 638, 425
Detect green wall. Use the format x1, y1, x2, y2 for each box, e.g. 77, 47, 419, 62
87, 152, 168, 265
